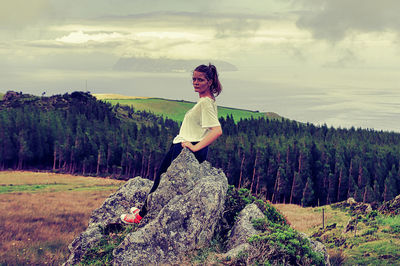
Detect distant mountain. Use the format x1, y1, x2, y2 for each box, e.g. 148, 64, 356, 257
112, 57, 238, 72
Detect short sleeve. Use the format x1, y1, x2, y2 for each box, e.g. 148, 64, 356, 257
201, 99, 221, 128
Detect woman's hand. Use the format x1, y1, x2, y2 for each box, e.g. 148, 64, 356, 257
181, 126, 222, 152
181, 141, 198, 152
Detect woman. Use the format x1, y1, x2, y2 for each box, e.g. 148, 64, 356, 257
121, 63, 223, 224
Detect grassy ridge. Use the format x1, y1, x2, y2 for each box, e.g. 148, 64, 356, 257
96, 95, 281, 123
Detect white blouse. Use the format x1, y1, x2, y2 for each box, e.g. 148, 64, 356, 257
173, 97, 220, 144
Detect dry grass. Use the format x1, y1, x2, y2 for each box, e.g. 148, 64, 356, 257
0, 171, 123, 194
273, 204, 340, 233
0, 171, 123, 186
0, 171, 124, 265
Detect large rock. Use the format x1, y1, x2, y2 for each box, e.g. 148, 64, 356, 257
65, 149, 228, 265
299, 233, 331, 266
112, 149, 228, 265
65, 148, 331, 265
222, 204, 330, 266
332, 197, 372, 215
64, 177, 152, 265
226, 203, 264, 251
221, 203, 264, 260
379, 194, 400, 215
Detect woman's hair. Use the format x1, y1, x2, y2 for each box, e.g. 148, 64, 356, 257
194, 63, 222, 97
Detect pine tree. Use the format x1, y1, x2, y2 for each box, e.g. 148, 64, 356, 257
347, 175, 357, 200
301, 177, 315, 206
290, 172, 304, 204
353, 185, 363, 202
383, 166, 398, 201
363, 185, 374, 203
17, 130, 32, 169
326, 173, 337, 204
272, 164, 286, 203
336, 167, 349, 202
373, 180, 381, 203
357, 165, 369, 190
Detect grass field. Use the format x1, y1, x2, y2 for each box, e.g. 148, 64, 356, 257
3, 171, 398, 265
274, 204, 400, 265
0, 171, 123, 265
0, 171, 122, 194
274, 204, 335, 233
94, 94, 281, 123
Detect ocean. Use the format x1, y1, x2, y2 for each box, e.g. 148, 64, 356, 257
2, 67, 399, 133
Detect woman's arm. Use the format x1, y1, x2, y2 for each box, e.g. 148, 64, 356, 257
181, 126, 222, 152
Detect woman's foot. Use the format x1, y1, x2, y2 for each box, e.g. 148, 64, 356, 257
120, 207, 142, 224
130, 207, 139, 214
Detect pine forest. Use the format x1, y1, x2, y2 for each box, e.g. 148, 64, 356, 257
1, 91, 399, 207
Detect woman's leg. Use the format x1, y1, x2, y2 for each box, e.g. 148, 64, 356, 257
149, 143, 183, 193
192, 144, 208, 163
133, 143, 209, 220
149, 142, 208, 194
139, 143, 183, 217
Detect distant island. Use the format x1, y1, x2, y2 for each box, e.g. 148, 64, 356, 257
112, 57, 238, 72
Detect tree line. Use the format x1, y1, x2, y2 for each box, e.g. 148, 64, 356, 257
209, 117, 400, 207
1, 91, 399, 206
0, 92, 178, 179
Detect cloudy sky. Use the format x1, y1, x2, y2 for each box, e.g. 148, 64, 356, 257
1, 0, 399, 132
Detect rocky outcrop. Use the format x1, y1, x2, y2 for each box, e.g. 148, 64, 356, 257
65, 149, 228, 265
0, 91, 100, 111
379, 194, 400, 215
64, 177, 152, 265
223, 203, 264, 258
65, 149, 330, 265
223, 204, 330, 266
299, 233, 331, 266
332, 197, 372, 215
113, 149, 228, 265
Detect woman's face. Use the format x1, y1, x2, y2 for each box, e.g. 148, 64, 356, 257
192, 71, 212, 97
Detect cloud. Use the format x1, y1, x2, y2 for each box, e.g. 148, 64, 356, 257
92, 11, 286, 38
214, 17, 261, 39
322, 49, 362, 68
25, 11, 291, 61
48, 0, 287, 20
295, 0, 400, 42
55, 30, 127, 44
0, 0, 52, 29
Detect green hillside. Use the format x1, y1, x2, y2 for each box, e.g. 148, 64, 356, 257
95, 94, 281, 123
0, 92, 4, 100
276, 199, 400, 266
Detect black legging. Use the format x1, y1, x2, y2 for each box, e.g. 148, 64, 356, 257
139, 142, 209, 217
